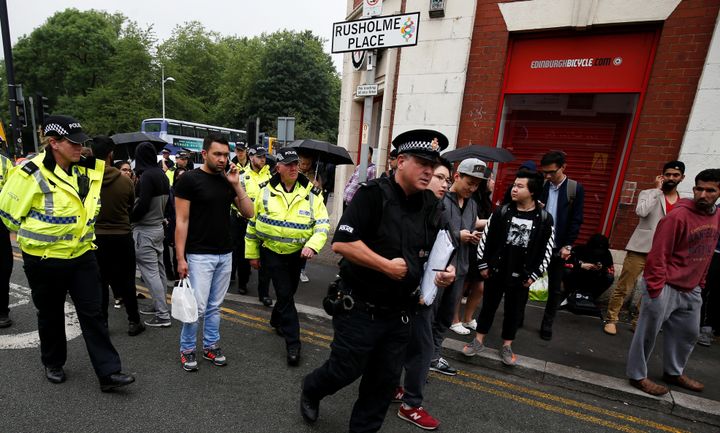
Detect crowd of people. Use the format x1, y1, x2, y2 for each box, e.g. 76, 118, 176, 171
0, 115, 718, 433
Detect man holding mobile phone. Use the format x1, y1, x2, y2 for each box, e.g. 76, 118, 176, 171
603, 161, 685, 335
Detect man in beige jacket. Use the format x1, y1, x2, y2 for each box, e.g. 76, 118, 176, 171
603, 161, 685, 335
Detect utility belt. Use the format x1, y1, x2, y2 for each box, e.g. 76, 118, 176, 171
323, 278, 411, 323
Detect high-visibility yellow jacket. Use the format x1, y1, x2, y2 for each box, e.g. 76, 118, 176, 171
166, 167, 175, 185
240, 164, 271, 202
245, 173, 329, 258
0, 154, 12, 190
0, 151, 104, 259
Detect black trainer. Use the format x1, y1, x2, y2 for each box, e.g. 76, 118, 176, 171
300, 390, 319, 423
144, 316, 171, 328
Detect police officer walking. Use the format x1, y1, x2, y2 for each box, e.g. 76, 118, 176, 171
0, 116, 134, 391
0, 150, 13, 328
245, 147, 329, 365
300, 130, 456, 432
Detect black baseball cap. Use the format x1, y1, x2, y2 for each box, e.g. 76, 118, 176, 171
248, 146, 267, 157
176, 152, 190, 160
43, 115, 90, 144
391, 129, 448, 161
275, 148, 299, 165
663, 160, 685, 174
235, 141, 247, 150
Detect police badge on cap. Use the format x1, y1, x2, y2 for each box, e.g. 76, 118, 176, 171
391, 129, 448, 161
275, 148, 299, 164
43, 115, 90, 144
248, 146, 267, 157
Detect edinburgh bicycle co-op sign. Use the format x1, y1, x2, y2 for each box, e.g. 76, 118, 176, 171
331, 12, 420, 53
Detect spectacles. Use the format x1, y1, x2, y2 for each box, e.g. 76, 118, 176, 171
433, 174, 450, 185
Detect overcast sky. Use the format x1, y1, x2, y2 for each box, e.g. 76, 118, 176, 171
4, 0, 347, 71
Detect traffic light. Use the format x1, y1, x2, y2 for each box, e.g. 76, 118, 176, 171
246, 119, 257, 146
14, 85, 27, 127
15, 98, 27, 127
35, 93, 49, 123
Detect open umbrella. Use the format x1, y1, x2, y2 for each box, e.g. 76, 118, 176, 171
111, 132, 167, 160
162, 143, 191, 155
442, 145, 515, 163
289, 139, 353, 165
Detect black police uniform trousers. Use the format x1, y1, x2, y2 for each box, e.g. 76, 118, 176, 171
303, 307, 412, 433
22, 251, 122, 377
230, 213, 251, 290
95, 233, 141, 324
0, 225, 13, 317
261, 247, 302, 349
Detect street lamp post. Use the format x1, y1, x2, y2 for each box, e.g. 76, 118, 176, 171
161, 65, 175, 119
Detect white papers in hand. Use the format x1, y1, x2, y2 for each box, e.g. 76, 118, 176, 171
420, 230, 455, 306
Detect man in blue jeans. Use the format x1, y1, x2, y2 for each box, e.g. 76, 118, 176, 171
173, 133, 254, 371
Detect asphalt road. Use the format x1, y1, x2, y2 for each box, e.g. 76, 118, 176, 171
0, 258, 715, 433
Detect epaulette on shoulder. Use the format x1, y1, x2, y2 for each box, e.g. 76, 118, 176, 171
21, 161, 39, 176
311, 186, 322, 196
258, 180, 269, 188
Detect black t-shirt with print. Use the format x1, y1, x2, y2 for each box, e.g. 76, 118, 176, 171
174, 168, 237, 254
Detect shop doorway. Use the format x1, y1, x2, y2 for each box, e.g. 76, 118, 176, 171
494, 93, 638, 243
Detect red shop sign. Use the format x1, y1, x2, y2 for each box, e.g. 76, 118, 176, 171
504, 32, 657, 93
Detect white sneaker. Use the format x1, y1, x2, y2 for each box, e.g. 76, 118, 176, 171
449, 322, 471, 335
463, 319, 477, 330
300, 270, 310, 283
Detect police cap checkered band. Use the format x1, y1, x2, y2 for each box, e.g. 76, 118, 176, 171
276, 148, 299, 164
235, 141, 248, 150
392, 129, 449, 161
43, 115, 90, 144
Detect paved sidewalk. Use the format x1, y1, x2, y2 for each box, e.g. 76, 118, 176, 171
230, 255, 720, 426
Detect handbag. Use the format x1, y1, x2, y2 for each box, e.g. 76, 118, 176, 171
171, 278, 198, 323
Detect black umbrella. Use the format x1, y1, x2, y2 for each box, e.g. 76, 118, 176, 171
442, 145, 515, 163
110, 132, 167, 160
289, 139, 353, 165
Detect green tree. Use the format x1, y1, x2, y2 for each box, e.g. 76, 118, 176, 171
247, 30, 340, 142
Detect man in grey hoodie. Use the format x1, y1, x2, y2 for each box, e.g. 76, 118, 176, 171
132, 142, 171, 328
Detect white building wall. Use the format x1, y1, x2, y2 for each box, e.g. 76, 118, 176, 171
331, 0, 477, 223
392, 0, 477, 150
678, 11, 720, 198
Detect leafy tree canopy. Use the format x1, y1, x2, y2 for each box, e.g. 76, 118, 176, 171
4, 9, 340, 148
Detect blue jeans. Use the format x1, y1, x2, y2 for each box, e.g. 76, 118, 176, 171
180, 253, 232, 352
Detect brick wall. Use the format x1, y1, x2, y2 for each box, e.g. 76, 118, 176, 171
608, 0, 720, 249
456, 0, 719, 249
455, 0, 510, 147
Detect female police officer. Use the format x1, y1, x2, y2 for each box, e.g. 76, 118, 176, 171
301, 130, 456, 433
0, 115, 134, 391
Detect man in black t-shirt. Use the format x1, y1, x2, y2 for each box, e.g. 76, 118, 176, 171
173, 133, 254, 372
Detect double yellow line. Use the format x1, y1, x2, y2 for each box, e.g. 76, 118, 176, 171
138, 284, 689, 433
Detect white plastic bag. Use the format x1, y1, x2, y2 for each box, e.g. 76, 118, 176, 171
171, 278, 198, 323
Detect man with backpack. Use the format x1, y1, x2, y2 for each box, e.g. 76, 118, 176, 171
538, 151, 584, 340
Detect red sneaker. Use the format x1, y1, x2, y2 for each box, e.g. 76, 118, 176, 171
397, 405, 440, 430
392, 386, 404, 403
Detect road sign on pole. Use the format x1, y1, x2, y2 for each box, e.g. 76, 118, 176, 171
277, 117, 295, 148
331, 12, 420, 53
363, 0, 382, 17
356, 84, 378, 97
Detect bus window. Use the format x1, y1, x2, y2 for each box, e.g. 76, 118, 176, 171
143, 121, 162, 133
181, 125, 195, 137
230, 132, 240, 143
221, 131, 231, 142
168, 123, 182, 136
195, 127, 208, 138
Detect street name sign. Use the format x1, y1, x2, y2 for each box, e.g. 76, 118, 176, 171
332, 12, 420, 53
356, 84, 378, 96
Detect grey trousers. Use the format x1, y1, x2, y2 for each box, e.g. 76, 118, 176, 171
133, 226, 169, 320
402, 277, 464, 408
626, 279, 701, 380
402, 306, 434, 408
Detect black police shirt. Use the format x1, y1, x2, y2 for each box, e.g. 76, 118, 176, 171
173, 168, 237, 254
